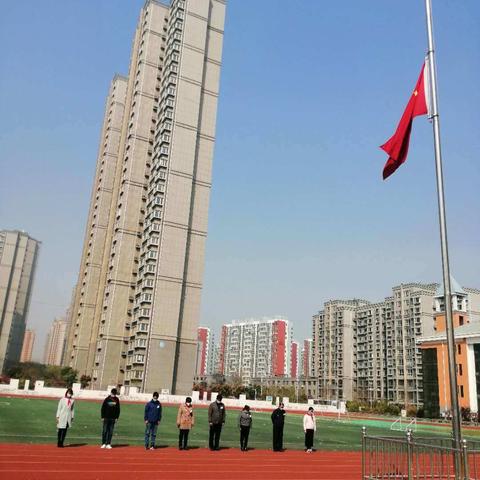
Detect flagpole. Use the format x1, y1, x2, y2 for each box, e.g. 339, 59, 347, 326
424, 0, 462, 454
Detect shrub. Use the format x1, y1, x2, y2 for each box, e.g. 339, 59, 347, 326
406, 405, 417, 417
346, 400, 361, 412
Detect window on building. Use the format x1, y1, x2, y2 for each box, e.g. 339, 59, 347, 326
459, 364, 463, 376
460, 385, 464, 398
459, 316, 464, 326
458, 344, 462, 355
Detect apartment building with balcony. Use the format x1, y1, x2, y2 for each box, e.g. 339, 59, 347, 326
66, 0, 226, 394
219, 317, 290, 384
301, 338, 313, 378
20, 329, 35, 363
313, 299, 368, 402
312, 281, 480, 406
44, 317, 69, 366
0, 230, 40, 373
196, 326, 211, 376
290, 340, 299, 378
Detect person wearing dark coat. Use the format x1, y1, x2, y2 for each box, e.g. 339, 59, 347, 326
271, 402, 286, 452
101, 388, 120, 449
238, 405, 252, 451
208, 394, 226, 450
144, 392, 162, 450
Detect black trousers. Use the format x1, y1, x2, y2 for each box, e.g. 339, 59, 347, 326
179, 429, 190, 449
305, 429, 314, 449
102, 418, 116, 445
209, 424, 222, 450
272, 424, 284, 451
57, 426, 68, 447
240, 426, 250, 450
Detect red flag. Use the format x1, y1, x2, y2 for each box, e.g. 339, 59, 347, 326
381, 64, 429, 180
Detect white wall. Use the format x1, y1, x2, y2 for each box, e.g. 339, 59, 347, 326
0, 378, 338, 413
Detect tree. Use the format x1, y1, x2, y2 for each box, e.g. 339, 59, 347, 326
6, 362, 77, 388
80, 375, 91, 389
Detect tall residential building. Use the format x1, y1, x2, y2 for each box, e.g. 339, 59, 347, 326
313, 300, 368, 402
312, 281, 480, 406
20, 329, 35, 363
196, 326, 211, 376
44, 318, 69, 366
65, 0, 226, 394
219, 317, 290, 384
290, 340, 299, 378
206, 332, 216, 375
0, 230, 40, 373
302, 338, 313, 377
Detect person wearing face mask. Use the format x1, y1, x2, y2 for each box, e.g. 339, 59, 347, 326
238, 405, 252, 451
176, 397, 194, 450
56, 388, 75, 447
271, 402, 286, 452
144, 392, 162, 450
303, 407, 316, 453
208, 394, 226, 451
101, 388, 120, 449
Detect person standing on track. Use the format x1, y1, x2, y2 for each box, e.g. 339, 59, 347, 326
144, 391, 162, 450
271, 402, 286, 452
238, 405, 252, 451
176, 396, 194, 450
303, 406, 316, 453
208, 394, 226, 451
101, 388, 120, 449
56, 388, 75, 448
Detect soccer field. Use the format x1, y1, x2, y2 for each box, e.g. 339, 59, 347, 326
0, 396, 478, 451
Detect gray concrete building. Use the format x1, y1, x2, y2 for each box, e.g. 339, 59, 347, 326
0, 230, 40, 373
313, 299, 369, 403
354, 283, 439, 406
66, 0, 226, 394
312, 282, 480, 406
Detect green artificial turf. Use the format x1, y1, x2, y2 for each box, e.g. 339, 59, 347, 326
0, 396, 477, 450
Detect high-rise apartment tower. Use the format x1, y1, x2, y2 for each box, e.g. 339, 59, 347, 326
219, 317, 290, 384
20, 329, 35, 363
0, 230, 40, 373
44, 318, 68, 366
65, 0, 226, 394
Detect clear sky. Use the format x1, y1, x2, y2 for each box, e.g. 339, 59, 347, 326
1, 1, 479, 361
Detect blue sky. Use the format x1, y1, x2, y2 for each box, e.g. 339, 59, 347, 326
1, 1, 479, 360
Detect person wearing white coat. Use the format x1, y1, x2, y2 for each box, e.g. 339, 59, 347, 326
56, 388, 75, 447
303, 407, 316, 453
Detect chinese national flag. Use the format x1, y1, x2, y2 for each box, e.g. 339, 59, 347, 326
381, 63, 429, 180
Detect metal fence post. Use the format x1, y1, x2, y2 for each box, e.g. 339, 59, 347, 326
406, 429, 413, 480
362, 426, 367, 480
461, 439, 469, 480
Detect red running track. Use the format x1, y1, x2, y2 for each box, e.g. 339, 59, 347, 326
0, 444, 362, 480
